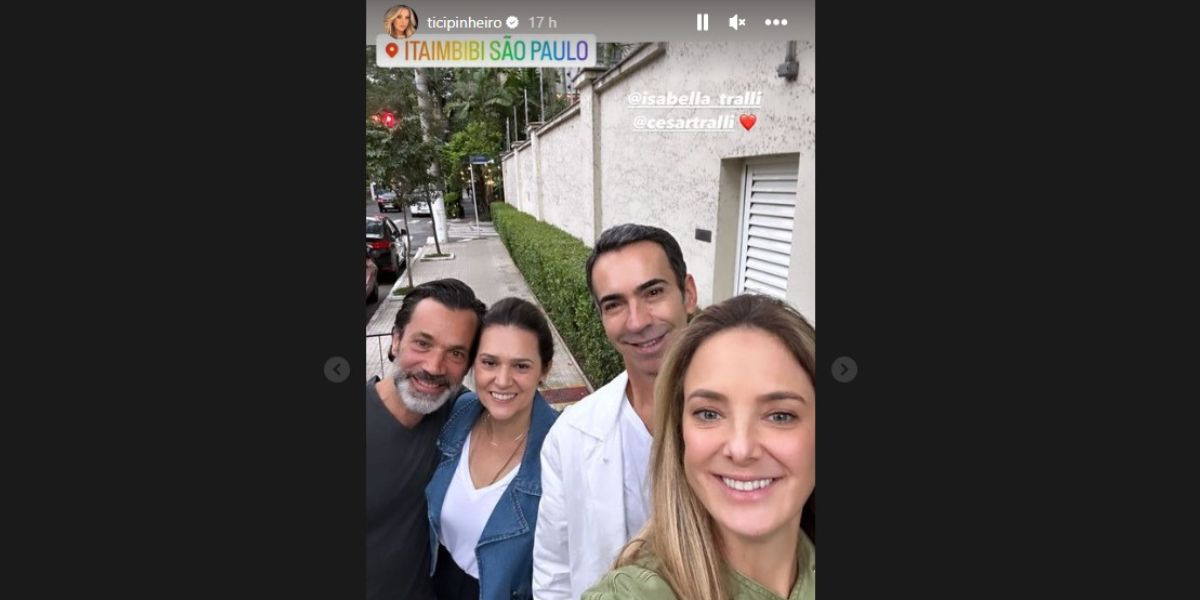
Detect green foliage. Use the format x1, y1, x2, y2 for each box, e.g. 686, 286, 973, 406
367, 56, 548, 198
365, 52, 444, 199
365, 116, 440, 200
366, 48, 418, 116
443, 192, 463, 218
441, 121, 503, 195
491, 203, 622, 388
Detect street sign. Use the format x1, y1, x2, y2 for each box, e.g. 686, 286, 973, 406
469, 155, 490, 164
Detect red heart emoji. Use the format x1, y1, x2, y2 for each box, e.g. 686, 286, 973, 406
385, 43, 399, 58
739, 114, 757, 130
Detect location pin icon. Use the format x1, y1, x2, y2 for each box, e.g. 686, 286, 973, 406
385, 43, 398, 58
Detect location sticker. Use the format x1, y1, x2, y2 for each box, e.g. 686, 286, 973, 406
385, 42, 399, 58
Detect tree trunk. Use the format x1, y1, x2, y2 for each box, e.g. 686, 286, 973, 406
415, 69, 444, 255
402, 200, 414, 288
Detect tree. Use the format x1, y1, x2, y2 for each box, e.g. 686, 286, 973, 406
444, 69, 518, 130
369, 53, 544, 253
413, 68, 447, 256
366, 48, 418, 117
367, 48, 451, 256
441, 122, 503, 216
366, 110, 440, 288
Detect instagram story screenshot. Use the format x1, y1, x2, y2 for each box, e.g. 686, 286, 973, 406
31, 1, 1177, 596
365, 2, 816, 600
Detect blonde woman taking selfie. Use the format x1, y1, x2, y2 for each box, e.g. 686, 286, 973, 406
585, 294, 815, 600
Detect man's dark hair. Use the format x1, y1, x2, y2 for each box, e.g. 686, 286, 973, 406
585, 224, 688, 302
389, 278, 487, 364
481, 297, 555, 368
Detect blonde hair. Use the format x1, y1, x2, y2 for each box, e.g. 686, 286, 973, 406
614, 293, 816, 600
383, 5, 417, 39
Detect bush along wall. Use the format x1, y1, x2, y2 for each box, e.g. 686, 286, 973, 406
491, 203, 623, 389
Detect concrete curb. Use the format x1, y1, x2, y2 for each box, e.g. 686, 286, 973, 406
383, 247, 424, 302
544, 318, 595, 395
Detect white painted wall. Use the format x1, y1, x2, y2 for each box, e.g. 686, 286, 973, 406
501, 41, 815, 321
502, 150, 519, 207
536, 108, 594, 244
518, 142, 537, 217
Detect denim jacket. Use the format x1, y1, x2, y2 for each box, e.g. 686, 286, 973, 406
426, 391, 559, 600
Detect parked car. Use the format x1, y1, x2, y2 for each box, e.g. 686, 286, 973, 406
366, 216, 409, 280
366, 246, 379, 303
376, 189, 402, 213
372, 182, 403, 212
410, 199, 432, 216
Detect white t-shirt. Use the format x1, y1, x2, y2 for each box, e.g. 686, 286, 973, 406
439, 433, 520, 579
619, 393, 653, 539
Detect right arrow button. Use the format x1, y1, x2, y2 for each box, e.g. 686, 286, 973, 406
832, 356, 858, 383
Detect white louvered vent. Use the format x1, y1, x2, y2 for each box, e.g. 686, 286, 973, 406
736, 161, 799, 299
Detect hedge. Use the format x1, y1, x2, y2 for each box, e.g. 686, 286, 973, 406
491, 203, 623, 389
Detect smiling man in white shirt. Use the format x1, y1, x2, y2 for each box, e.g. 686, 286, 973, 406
532, 224, 698, 600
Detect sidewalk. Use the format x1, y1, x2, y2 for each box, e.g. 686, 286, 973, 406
366, 219, 593, 409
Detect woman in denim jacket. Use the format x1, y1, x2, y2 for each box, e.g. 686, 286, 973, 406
426, 297, 561, 600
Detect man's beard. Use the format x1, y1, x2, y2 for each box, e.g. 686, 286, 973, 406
389, 364, 459, 415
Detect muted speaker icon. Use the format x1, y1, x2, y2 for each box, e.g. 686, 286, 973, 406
729, 14, 746, 30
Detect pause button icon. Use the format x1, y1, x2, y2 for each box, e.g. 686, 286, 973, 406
697, 13, 709, 31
